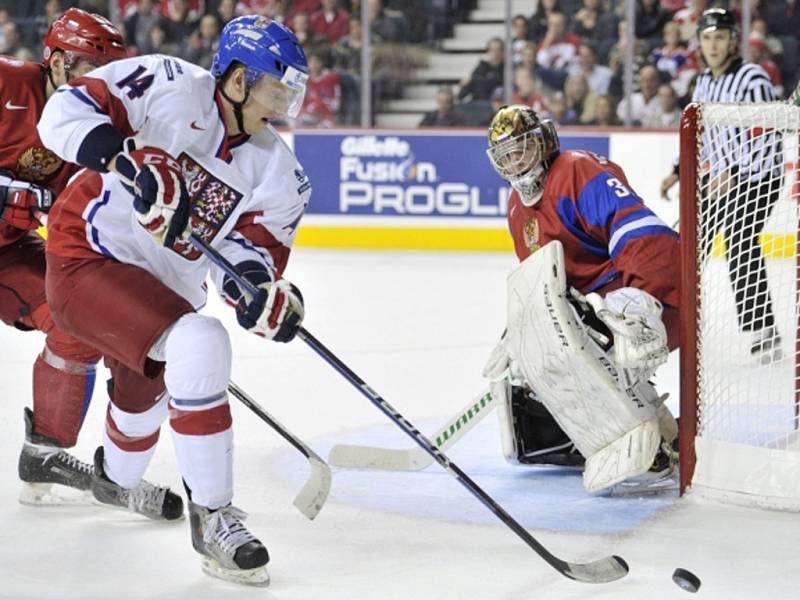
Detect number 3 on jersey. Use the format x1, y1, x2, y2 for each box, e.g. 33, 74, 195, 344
116, 66, 155, 100
606, 177, 631, 198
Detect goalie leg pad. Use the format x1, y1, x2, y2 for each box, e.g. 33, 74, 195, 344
501, 241, 662, 490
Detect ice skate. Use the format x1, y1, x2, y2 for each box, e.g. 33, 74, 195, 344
18, 408, 94, 506
189, 500, 270, 587
610, 441, 679, 497
751, 326, 782, 365
91, 447, 184, 520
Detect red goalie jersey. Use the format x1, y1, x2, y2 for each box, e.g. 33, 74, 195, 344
506, 149, 680, 347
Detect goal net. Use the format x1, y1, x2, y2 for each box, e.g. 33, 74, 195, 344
679, 102, 800, 511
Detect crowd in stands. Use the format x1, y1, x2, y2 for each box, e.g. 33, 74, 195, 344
423, 0, 800, 128
1, 1, 797, 129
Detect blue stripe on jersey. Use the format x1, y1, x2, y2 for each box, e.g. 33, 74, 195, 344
556, 197, 607, 257
69, 88, 105, 114
87, 190, 119, 259
610, 225, 677, 259
575, 172, 641, 228
226, 233, 273, 266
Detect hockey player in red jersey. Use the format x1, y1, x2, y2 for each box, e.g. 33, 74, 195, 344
0, 8, 127, 505
482, 105, 681, 493
37, 16, 310, 586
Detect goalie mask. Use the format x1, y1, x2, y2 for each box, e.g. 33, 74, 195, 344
486, 105, 560, 207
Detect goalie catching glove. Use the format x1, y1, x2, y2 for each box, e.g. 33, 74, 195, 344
0, 173, 53, 230
584, 287, 668, 378
115, 139, 191, 247
223, 260, 304, 343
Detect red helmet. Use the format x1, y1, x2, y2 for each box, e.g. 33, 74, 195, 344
43, 8, 126, 70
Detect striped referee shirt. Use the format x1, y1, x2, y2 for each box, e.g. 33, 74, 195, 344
693, 57, 780, 180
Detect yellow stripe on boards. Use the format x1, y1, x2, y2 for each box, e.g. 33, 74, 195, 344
295, 226, 514, 252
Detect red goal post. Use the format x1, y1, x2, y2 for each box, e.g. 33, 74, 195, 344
679, 101, 800, 510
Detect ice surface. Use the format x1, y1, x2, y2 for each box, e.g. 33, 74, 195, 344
0, 249, 798, 599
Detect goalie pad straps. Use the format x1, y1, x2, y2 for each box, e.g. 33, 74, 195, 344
501, 241, 664, 491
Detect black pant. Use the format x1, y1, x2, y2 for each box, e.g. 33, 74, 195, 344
700, 173, 781, 332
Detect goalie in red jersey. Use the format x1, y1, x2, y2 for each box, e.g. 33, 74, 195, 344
482, 105, 681, 494
0, 9, 127, 504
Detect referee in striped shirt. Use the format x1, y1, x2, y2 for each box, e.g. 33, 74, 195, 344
662, 7, 783, 362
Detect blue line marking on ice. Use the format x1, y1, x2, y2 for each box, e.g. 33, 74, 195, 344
275, 415, 677, 534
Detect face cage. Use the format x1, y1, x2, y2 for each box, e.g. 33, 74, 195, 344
487, 129, 548, 206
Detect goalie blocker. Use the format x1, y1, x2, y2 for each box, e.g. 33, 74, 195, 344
485, 241, 677, 492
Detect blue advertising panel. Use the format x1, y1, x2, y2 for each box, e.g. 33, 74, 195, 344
293, 131, 609, 218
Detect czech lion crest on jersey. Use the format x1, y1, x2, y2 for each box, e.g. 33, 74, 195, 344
16, 146, 63, 182
171, 154, 244, 259
523, 218, 540, 254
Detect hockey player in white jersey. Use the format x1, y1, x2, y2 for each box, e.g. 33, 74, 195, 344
37, 16, 310, 586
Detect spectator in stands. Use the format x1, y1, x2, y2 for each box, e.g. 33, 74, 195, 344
419, 85, 466, 127
650, 21, 689, 79
216, 0, 238, 27
529, 0, 563, 44
368, 0, 409, 43
569, 41, 611, 95
512, 14, 530, 65
286, 0, 321, 24
660, 0, 687, 12
489, 86, 505, 119
332, 15, 364, 73
616, 64, 661, 125
564, 71, 597, 124
536, 10, 581, 71
0, 7, 8, 51
291, 11, 327, 56
674, 0, 706, 44
297, 50, 342, 127
544, 90, 578, 125
458, 36, 504, 102
147, 18, 179, 55
511, 66, 548, 112
749, 32, 783, 96
570, 0, 602, 40
163, 0, 199, 52
635, 0, 673, 44
518, 41, 538, 76
310, 0, 349, 45
642, 83, 681, 128
184, 13, 220, 69
607, 18, 650, 99
0, 23, 32, 58
124, 0, 161, 53
590, 93, 621, 126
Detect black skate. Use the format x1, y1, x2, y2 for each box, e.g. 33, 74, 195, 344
91, 446, 184, 521
18, 408, 94, 506
189, 500, 270, 587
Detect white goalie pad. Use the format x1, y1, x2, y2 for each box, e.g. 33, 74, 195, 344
500, 241, 665, 492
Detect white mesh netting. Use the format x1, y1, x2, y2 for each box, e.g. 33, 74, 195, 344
690, 103, 800, 510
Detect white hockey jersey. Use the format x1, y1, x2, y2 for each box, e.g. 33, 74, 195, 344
38, 54, 311, 308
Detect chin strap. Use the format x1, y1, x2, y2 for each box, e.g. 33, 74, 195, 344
218, 85, 251, 135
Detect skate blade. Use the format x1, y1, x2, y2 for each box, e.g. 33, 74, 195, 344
609, 470, 679, 497
19, 482, 95, 507
201, 556, 270, 587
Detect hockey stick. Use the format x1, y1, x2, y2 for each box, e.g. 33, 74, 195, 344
227, 381, 331, 520
328, 389, 496, 470
190, 234, 629, 584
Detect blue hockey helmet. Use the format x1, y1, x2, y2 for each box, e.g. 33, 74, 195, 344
212, 16, 309, 118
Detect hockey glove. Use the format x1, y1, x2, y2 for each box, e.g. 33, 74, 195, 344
115, 139, 191, 247
0, 174, 53, 230
224, 260, 305, 343
584, 288, 668, 377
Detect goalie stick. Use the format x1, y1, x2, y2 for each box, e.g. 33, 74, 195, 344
191, 234, 629, 584
328, 389, 496, 470
228, 381, 331, 520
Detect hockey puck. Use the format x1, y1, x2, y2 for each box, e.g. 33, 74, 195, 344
672, 568, 701, 593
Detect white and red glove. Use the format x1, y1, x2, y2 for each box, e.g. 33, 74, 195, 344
223, 261, 305, 343
115, 140, 191, 247
0, 173, 52, 230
